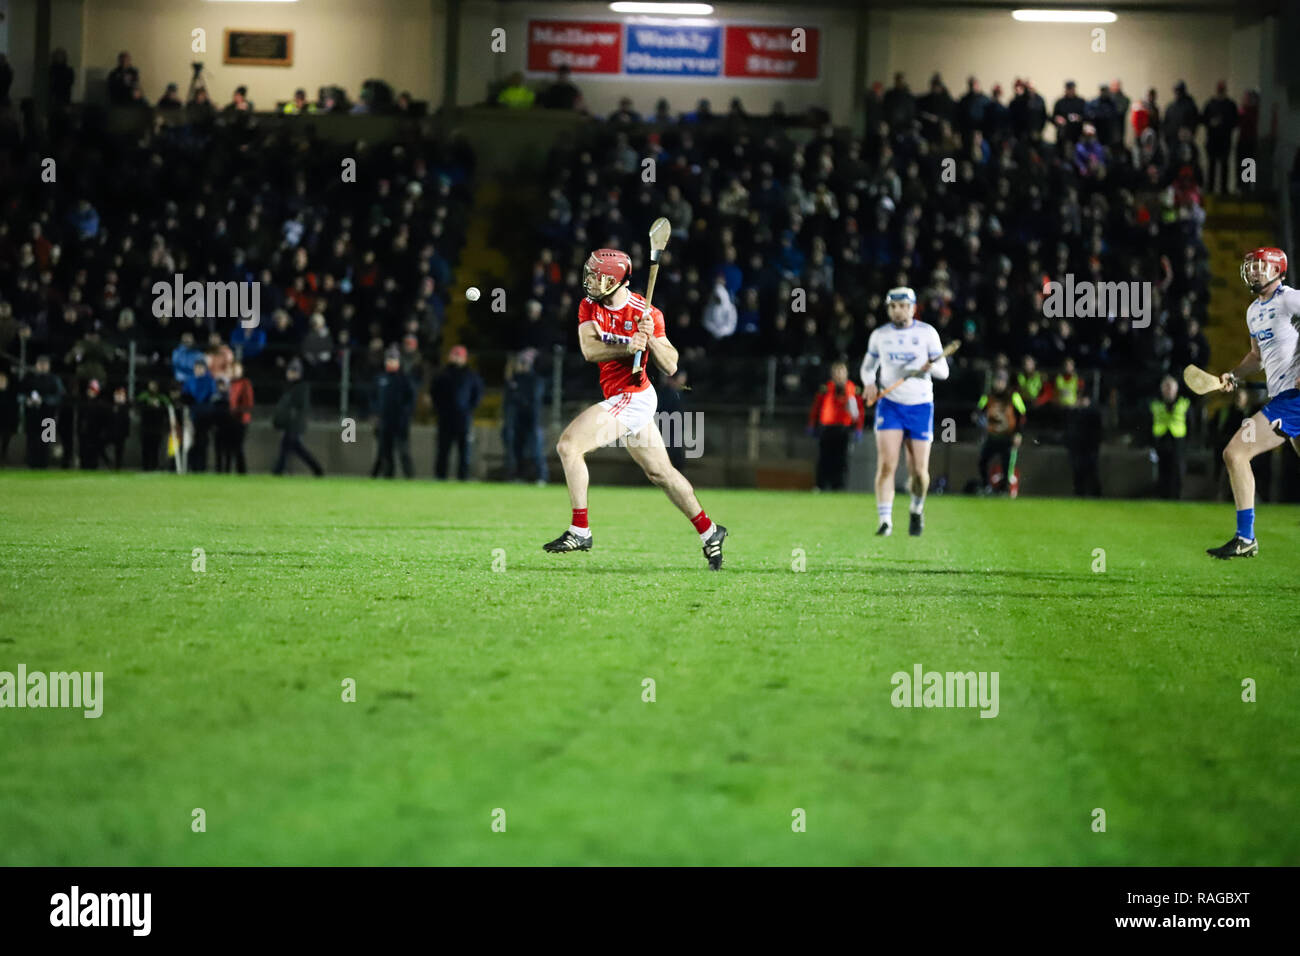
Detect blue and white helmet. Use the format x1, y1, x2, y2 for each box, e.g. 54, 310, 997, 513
886, 286, 917, 305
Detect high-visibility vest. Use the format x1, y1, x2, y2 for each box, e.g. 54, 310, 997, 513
498, 85, 535, 109
810, 381, 861, 428
1055, 373, 1080, 407
1017, 371, 1044, 401
1151, 397, 1189, 438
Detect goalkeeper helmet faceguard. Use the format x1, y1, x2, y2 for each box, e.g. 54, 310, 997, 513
1241, 247, 1287, 295
583, 249, 632, 302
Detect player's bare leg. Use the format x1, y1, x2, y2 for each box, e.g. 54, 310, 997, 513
874, 428, 904, 535
1209, 411, 1285, 558
624, 422, 727, 569
543, 403, 618, 553
903, 437, 933, 536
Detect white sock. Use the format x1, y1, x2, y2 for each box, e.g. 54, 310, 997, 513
877, 503, 893, 526
568, 525, 591, 538
910, 494, 925, 516
698, 522, 716, 543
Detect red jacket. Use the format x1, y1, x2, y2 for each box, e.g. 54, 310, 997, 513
229, 377, 255, 425
809, 380, 864, 430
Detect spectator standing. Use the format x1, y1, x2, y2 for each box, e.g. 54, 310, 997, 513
225, 86, 253, 114
182, 359, 216, 472
975, 367, 1026, 494
157, 83, 183, 110
1150, 374, 1191, 499
882, 72, 915, 133
1085, 84, 1120, 147
1065, 394, 1102, 496
109, 386, 131, 468
282, 89, 310, 114
76, 380, 110, 470
1236, 90, 1259, 184
956, 77, 990, 148
371, 346, 416, 479
0, 54, 10, 108
1162, 81, 1199, 150
807, 361, 862, 491
497, 72, 534, 110
539, 66, 583, 111
1202, 82, 1238, 194
1051, 80, 1087, 146
172, 333, 203, 386
212, 378, 234, 472
272, 359, 325, 476
106, 51, 139, 105
1016, 355, 1045, 404
431, 345, 482, 481
658, 369, 689, 474
0, 371, 18, 464
226, 362, 254, 474
1009, 78, 1047, 138
1132, 88, 1159, 141
916, 73, 954, 141
1109, 80, 1131, 145
502, 348, 548, 484
49, 49, 75, 106
135, 379, 171, 472
21, 356, 64, 468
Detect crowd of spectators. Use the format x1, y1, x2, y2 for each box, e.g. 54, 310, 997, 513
0, 52, 474, 471
94, 49, 424, 118
516, 71, 1267, 441
0, 53, 1289, 479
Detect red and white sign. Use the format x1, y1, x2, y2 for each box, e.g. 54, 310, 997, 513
723, 25, 820, 80
527, 20, 623, 74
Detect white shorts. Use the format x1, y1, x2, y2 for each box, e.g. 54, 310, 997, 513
597, 387, 658, 440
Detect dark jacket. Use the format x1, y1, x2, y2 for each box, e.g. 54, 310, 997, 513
136, 389, 172, 434
21, 371, 65, 412
1202, 96, 1238, 148
0, 381, 18, 434
272, 380, 311, 435
431, 366, 483, 426
504, 370, 545, 419
375, 370, 416, 430
1163, 94, 1200, 142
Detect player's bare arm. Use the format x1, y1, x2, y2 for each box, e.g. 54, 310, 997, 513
579, 321, 645, 363
1221, 339, 1262, 390
637, 312, 677, 375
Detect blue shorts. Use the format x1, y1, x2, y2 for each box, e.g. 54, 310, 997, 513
875, 398, 934, 441
1262, 388, 1300, 438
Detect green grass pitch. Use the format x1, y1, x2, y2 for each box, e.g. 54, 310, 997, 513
1, 472, 1297, 865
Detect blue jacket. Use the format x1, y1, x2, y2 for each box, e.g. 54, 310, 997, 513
171, 344, 204, 384
183, 373, 216, 405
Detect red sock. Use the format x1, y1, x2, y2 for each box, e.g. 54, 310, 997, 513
689, 510, 711, 534
571, 508, 589, 530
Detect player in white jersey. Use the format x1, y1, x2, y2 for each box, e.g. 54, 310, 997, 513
1206, 247, 1300, 559
860, 287, 950, 536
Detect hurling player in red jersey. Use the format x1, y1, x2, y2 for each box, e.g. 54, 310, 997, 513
542, 248, 727, 569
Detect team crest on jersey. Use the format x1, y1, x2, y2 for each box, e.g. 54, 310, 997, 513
624, 320, 634, 331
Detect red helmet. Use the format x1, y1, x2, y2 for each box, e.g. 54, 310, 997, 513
1241, 247, 1287, 293
583, 248, 631, 301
